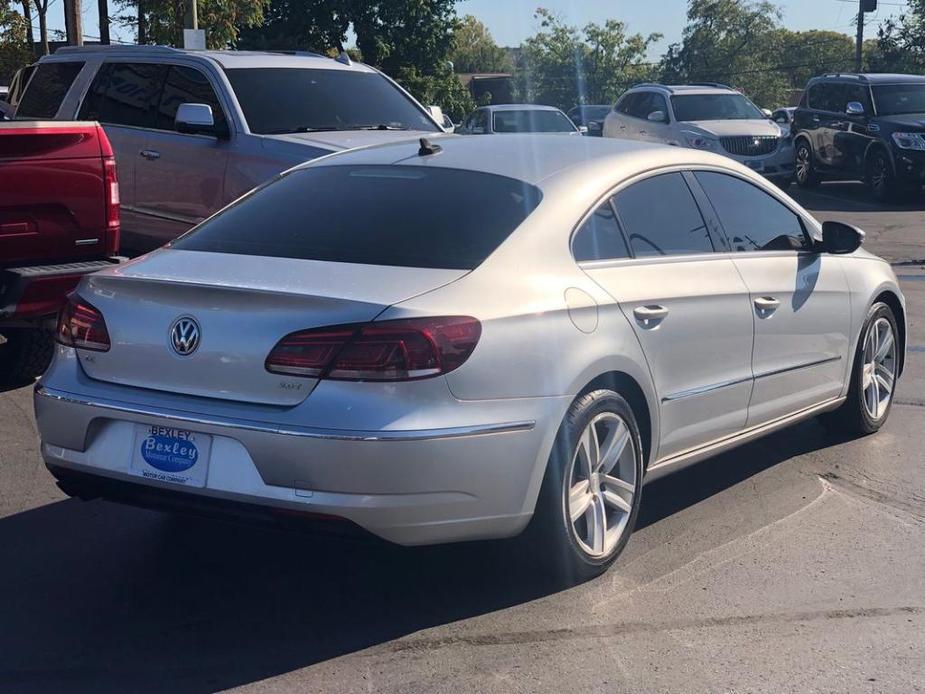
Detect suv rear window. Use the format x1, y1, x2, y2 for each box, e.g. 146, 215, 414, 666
16, 62, 84, 118
174, 166, 543, 269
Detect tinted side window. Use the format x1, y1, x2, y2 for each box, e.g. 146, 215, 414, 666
627, 92, 653, 119
649, 93, 668, 120
77, 63, 112, 120
616, 93, 638, 116
16, 62, 84, 118
695, 172, 808, 252
846, 85, 871, 112
156, 65, 227, 133
614, 173, 714, 257
572, 202, 630, 262
92, 63, 166, 128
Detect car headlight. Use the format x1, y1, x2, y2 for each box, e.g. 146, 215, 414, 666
892, 132, 925, 150
682, 131, 717, 151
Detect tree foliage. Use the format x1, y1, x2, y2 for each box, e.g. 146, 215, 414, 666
514, 8, 661, 109
874, 0, 925, 73
115, 0, 268, 48
450, 14, 510, 74
0, 0, 30, 83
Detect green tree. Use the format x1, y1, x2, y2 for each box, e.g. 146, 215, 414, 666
450, 14, 511, 74
874, 0, 925, 73
514, 8, 661, 109
660, 0, 788, 107
0, 0, 30, 82
236, 0, 349, 52
775, 29, 855, 89
115, 0, 268, 48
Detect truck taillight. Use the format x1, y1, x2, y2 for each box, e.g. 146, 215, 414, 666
103, 156, 120, 255
266, 317, 481, 381
56, 294, 111, 352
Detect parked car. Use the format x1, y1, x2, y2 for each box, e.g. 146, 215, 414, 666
14, 46, 446, 253
770, 106, 796, 130
567, 104, 612, 136
36, 134, 904, 583
456, 104, 582, 135
0, 120, 122, 386
603, 83, 795, 187
793, 73, 925, 201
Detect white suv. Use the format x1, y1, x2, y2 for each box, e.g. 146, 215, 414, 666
602, 83, 795, 187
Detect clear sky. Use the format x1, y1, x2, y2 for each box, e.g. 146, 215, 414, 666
45, 0, 908, 51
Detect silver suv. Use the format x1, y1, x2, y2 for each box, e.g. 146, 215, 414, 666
14, 46, 446, 251
602, 83, 795, 187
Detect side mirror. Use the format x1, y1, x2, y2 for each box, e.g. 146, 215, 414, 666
176, 103, 223, 138
846, 101, 865, 116
762, 108, 773, 118
577, 125, 589, 134
820, 220, 865, 254
647, 110, 666, 123
427, 105, 445, 124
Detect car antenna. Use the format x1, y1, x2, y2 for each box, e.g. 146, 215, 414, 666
418, 138, 442, 156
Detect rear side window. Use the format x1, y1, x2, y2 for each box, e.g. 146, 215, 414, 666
79, 62, 166, 128
156, 65, 227, 133
613, 173, 714, 257
695, 172, 809, 252
174, 166, 543, 270
16, 62, 84, 118
572, 202, 630, 262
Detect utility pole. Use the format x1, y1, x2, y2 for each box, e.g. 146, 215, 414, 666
63, 0, 83, 46
98, 0, 110, 44
857, 0, 878, 71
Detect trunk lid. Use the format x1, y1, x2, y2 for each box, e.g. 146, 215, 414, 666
78, 249, 466, 405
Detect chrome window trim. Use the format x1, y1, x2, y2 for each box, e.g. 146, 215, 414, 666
34, 385, 535, 442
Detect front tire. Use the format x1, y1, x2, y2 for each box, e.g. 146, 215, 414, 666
866, 150, 903, 202
821, 302, 899, 436
795, 140, 820, 188
527, 389, 644, 584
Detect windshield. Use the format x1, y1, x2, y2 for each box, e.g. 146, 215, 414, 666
224, 68, 439, 135
671, 93, 764, 121
173, 166, 542, 270
492, 109, 577, 133
873, 84, 925, 116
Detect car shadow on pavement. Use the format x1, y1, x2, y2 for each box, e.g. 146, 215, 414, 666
0, 419, 848, 693
788, 181, 925, 214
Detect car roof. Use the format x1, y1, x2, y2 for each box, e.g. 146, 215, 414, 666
482, 104, 565, 113
297, 133, 742, 189
629, 83, 739, 96
41, 46, 376, 73
808, 73, 925, 85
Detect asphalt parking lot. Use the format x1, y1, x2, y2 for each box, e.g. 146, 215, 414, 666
1, 181, 923, 693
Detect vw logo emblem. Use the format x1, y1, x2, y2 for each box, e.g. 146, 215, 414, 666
169, 317, 201, 356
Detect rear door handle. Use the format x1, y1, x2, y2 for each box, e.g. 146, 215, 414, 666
754, 296, 780, 314
812, 115, 820, 123
139, 149, 160, 161
638, 130, 647, 135
633, 305, 669, 328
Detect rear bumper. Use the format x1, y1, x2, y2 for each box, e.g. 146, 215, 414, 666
0, 258, 123, 322
34, 379, 566, 546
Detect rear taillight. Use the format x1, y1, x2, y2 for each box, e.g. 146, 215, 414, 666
266, 317, 481, 381
56, 294, 111, 352
103, 156, 120, 254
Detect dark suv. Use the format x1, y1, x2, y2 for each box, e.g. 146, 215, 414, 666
793, 73, 925, 201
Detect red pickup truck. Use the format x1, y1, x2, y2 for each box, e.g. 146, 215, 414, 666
0, 121, 121, 386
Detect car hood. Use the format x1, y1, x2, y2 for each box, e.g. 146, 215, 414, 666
681, 119, 781, 138
875, 114, 925, 130
262, 128, 447, 151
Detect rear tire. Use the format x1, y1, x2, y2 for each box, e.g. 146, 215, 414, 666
820, 302, 898, 436
526, 389, 644, 585
0, 327, 55, 388
795, 140, 820, 188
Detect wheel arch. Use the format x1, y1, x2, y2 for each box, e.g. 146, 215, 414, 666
576, 370, 655, 469
864, 141, 897, 175
873, 289, 906, 377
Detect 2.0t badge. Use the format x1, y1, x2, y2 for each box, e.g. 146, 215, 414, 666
169, 316, 201, 356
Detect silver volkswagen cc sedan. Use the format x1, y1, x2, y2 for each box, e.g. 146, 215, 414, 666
35, 135, 906, 582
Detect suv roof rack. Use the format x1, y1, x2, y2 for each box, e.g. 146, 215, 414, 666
687, 82, 734, 90
819, 73, 867, 81
631, 82, 672, 92
55, 44, 185, 54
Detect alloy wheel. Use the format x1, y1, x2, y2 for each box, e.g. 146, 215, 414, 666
862, 317, 897, 421
566, 412, 637, 559
870, 155, 889, 195
796, 145, 812, 183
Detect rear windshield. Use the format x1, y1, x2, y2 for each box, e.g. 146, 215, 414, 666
492, 109, 576, 133
173, 165, 543, 270
670, 93, 764, 121
224, 68, 438, 135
